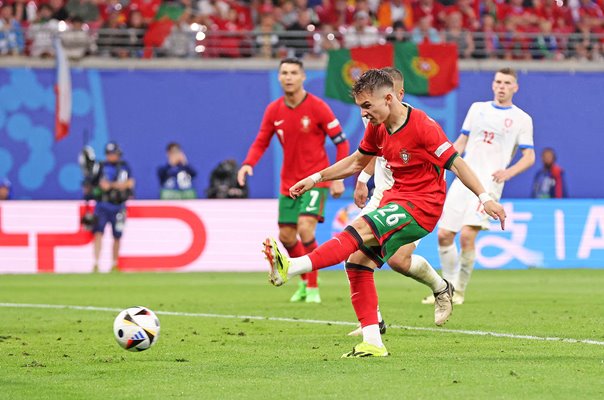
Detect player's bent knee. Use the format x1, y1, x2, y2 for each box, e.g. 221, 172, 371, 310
278, 227, 298, 248
388, 254, 412, 275
437, 229, 455, 246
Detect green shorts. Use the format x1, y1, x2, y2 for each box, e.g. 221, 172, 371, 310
278, 188, 328, 225
361, 202, 429, 262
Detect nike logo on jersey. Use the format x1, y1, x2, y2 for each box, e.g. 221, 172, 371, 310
306, 206, 318, 212
274, 120, 284, 126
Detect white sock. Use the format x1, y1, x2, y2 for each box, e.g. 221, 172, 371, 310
376, 306, 383, 323
408, 255, 446, 293
287, 255, 312, 279
439, 243, 459, 282
456, 250, 476, 292
361, 324, 383, 347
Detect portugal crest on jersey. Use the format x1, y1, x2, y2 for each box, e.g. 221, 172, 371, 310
301, 116, 311, 131
400, 149, 410, 164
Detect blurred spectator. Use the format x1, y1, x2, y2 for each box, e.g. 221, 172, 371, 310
284, 8, 314, 58
0, 178, 12, 200
532, 19, 561, 59
532, 148, 567, 198
130, 0, 161, 24
315, 22, 341, 54
386, 19, 408, 42
158, 142, 198, 199
66, 0, 100, 25
412, 0, 447, 29
11, 0, 38, 24
316, 0, 354, 27
211, 7, 250, 58
473, 14, 501, 59
280, 0, 299, 28
162, 8, 195, 57
342, 10, 380, 48
377, 0, 413, 30
447, 0, 479, 31
49, 0, 69, 21
0, 4, 25, 55
28, 4, 57, 58
254, 8, 283, 58
99, 0, 128, 25
97, 10, 128, 58
480, 0, 505, 24
124, 9, 147, 57
443, 11, 474, 58
61, 16, 94, 59
501, 17, 531, 60
411, 14, 442, 44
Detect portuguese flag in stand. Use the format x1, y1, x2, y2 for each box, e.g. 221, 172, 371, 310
325, 42, 458, 103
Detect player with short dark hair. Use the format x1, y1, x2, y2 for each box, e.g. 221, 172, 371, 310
263, 69, 506, 357
93, 141, 135, 272
238, 58, 350, 303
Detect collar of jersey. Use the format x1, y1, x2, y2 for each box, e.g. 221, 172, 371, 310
284, 92, 308, 109
387, 103, 413, 136
490, 102, 513, 110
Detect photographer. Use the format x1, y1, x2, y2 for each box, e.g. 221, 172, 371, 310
92, 142, 135, 272
158, 142, 197, 200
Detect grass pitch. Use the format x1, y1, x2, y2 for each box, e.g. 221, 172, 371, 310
1, 269, 603, 399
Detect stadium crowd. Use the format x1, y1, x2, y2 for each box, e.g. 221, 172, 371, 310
0, 0, 603, 60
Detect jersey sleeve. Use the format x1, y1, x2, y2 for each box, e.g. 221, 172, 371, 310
517, 113, 534, 149
460, 102, 479, 135
315, 98, 347, 145
421, 116, 459, 169
242, 104, 276, 166
358, 124, 379, 155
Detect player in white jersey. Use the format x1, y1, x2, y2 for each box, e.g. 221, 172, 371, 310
347, 67, 442, 336
423, 68, 535, 305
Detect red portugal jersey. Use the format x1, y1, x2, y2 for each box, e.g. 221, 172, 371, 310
243, 92, 347, 195
359, 104, 458, 231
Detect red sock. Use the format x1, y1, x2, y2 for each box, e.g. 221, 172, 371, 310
346, 264, 379, 328
308, 228, 361, 271
284, 240, 307, 281
303, 239, 319, 288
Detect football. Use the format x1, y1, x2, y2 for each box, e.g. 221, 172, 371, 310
113, 306, 161, 352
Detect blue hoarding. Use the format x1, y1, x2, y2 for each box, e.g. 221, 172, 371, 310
321, 199, 604, 269
0, 68, 602, 199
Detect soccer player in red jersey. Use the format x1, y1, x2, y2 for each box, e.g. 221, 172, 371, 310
238, 58, 350, 304
263, 69, 506, 357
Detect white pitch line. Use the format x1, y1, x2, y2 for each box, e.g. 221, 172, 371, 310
1, 302, 603, 347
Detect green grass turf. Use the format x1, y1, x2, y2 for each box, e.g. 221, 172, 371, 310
1, 269, 603, 399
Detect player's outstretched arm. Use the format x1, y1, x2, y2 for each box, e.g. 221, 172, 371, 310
492, 148, 535, 183
290, 150, 373, 198
449, 156, 506, 230
354, 158, 376, 208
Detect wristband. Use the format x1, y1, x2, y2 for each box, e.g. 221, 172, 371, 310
479, 192, 494, 205
309, 172, 322, 184
357, 171, 372, 184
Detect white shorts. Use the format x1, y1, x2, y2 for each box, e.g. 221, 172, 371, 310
439, 179, 493, 233
358, 189, 421, 248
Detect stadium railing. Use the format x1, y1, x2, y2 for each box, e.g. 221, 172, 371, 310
12, 26, 604, 61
